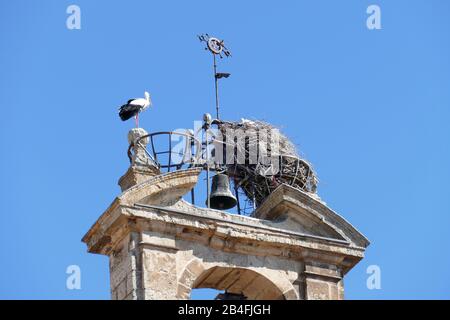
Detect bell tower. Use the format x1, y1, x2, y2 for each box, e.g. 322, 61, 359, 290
82, 35, 369, 300
82, 125, 369, 300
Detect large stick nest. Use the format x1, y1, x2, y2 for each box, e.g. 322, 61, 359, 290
215, 120, 318, 206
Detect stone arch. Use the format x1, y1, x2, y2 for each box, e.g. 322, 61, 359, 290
118, 168, 201, 206
177, 258, 299, 300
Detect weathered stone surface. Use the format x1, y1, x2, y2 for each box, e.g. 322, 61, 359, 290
116, 278, 127, 300
329, 282, 339, 300
338, 279, 345, 300
305, 279, 330, 300
141, 231, 177, 250
118, 166, 160, 191
176, 283, 191, 300
127, 128, 153, 168
142, 248, 178, 300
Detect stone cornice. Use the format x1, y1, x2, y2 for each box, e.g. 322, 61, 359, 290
255, 184, 370, 248
83, 201, 365, 274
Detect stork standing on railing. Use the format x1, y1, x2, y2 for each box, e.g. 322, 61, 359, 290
118, 91, 152, 127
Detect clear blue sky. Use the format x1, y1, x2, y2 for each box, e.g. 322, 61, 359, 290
1, 0, 449, 299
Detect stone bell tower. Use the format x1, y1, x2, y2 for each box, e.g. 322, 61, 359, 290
82, 127, 369, 300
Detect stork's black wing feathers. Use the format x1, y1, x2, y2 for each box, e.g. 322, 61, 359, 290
119, 104, 141, 121
127, 98, 136, 104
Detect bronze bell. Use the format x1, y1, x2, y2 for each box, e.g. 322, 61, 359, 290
206, 173, 237, 210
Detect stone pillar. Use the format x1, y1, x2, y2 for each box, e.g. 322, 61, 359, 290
109, 232, 144, 300
109, 229, 180, 300
140, 231, 179, 299
300, 262, 344, 300
118, 128, 160, 191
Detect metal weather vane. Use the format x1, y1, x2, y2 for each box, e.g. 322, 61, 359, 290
198, 34, 232, 120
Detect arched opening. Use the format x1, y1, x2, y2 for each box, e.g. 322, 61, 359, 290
189, 266, 286, 300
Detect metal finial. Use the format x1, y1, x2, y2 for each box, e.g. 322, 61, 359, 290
198, 34, 231, 120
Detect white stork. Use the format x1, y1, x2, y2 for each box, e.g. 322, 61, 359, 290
118, 91, 152, 127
